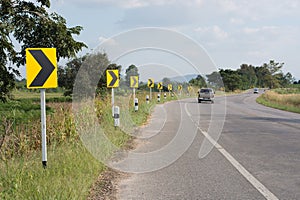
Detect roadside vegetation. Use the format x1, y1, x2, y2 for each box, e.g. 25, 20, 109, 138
0, 86, 186, 199
257, 86, 300, 114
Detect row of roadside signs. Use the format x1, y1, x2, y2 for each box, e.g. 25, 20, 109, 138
106, 70, 139, 88
106, 70, 185, 91
25, 51, 189, 92
25, 48, 193, 169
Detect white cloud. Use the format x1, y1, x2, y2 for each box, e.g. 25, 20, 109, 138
195, 26, 229, 40
247, 50, 270, 59
212, 26, 229, 40
216, 0, 300, 20
242, 26, 280, 35
216, 0, 238, 12
229, 18, 244, 25
243, 27, 260, 34
63, 0, 204, 9
98, 36, 117, 46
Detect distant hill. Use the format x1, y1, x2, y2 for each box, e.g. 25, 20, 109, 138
167, 74, 198, 83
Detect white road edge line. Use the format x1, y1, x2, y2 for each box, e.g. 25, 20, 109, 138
184, 103, 279, 200
200, 131, 279, 200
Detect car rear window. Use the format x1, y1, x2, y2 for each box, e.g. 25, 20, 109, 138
200, 89, 212, 93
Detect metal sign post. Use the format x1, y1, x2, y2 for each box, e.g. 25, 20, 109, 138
133, 88, 135, 106
160, 89, 162, 100
114, 106, 120, 127
40, 89, 47, 168
112, 88, 114, 117
134, 98, 138, 111
130, 76, 138, 107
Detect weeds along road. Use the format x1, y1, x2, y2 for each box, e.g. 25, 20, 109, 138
116, 91, 300, 200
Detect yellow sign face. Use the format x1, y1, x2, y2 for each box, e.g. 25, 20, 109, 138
107, 70, 119, 88
157, 82, 163, 90
188, 86, 193, 92
130, 76, 139, 88
178, 85, 182, 91
168, 84, 172, 91
148, 78, 154, 88
26, 48, 57, 89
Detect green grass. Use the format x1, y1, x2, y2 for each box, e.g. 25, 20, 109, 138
0, 89, 199, 199
12, 90, 64, 99
0, 99, 43, 125
1, 94, 142, 199
12, 90, 72, 103
0, 143, 104, 199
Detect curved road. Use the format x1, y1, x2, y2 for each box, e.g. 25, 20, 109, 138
116, 91, 300, 199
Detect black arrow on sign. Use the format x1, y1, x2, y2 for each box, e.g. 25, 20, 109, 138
148, 79, 153, 87
158, 83, 162, 89
29, 50, 55, 87
109, 71, 118, 87
132, 77, 137, 87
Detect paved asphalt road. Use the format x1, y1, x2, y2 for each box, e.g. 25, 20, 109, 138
116, 91, 300, 200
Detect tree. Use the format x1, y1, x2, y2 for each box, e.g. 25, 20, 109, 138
283, 72, 294, 85
58, 57, 85, 96
0, 0, 86, 101
0, 67, 15, 102
254, 60, 286, 88
58, 53, 113, 97
237, 64, 257, 89
255, 66, 270, 88
189, 75, 206, 88
266, 60, 284, 75
219, 69, 242, 91
125, 64, 139, 87
206, 71, 223, 89
162, 77, 171, 85
275, 72, 294, 87
161, 77, 172, 91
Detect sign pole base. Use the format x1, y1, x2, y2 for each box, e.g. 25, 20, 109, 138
42, 161, 47, 169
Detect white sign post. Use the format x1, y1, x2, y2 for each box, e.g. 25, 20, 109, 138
40, 89, 47, 168
133, 88, 136, 106
134, 98, 138, 111
111, 88, 114, 117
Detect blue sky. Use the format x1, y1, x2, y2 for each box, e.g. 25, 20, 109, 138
30, 0, 300, 80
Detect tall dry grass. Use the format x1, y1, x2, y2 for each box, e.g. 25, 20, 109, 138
0, 102, 78, 160
257, 90, 300, 113
263, 90, 300, 107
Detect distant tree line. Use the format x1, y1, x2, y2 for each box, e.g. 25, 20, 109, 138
189, 60, 295, 91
